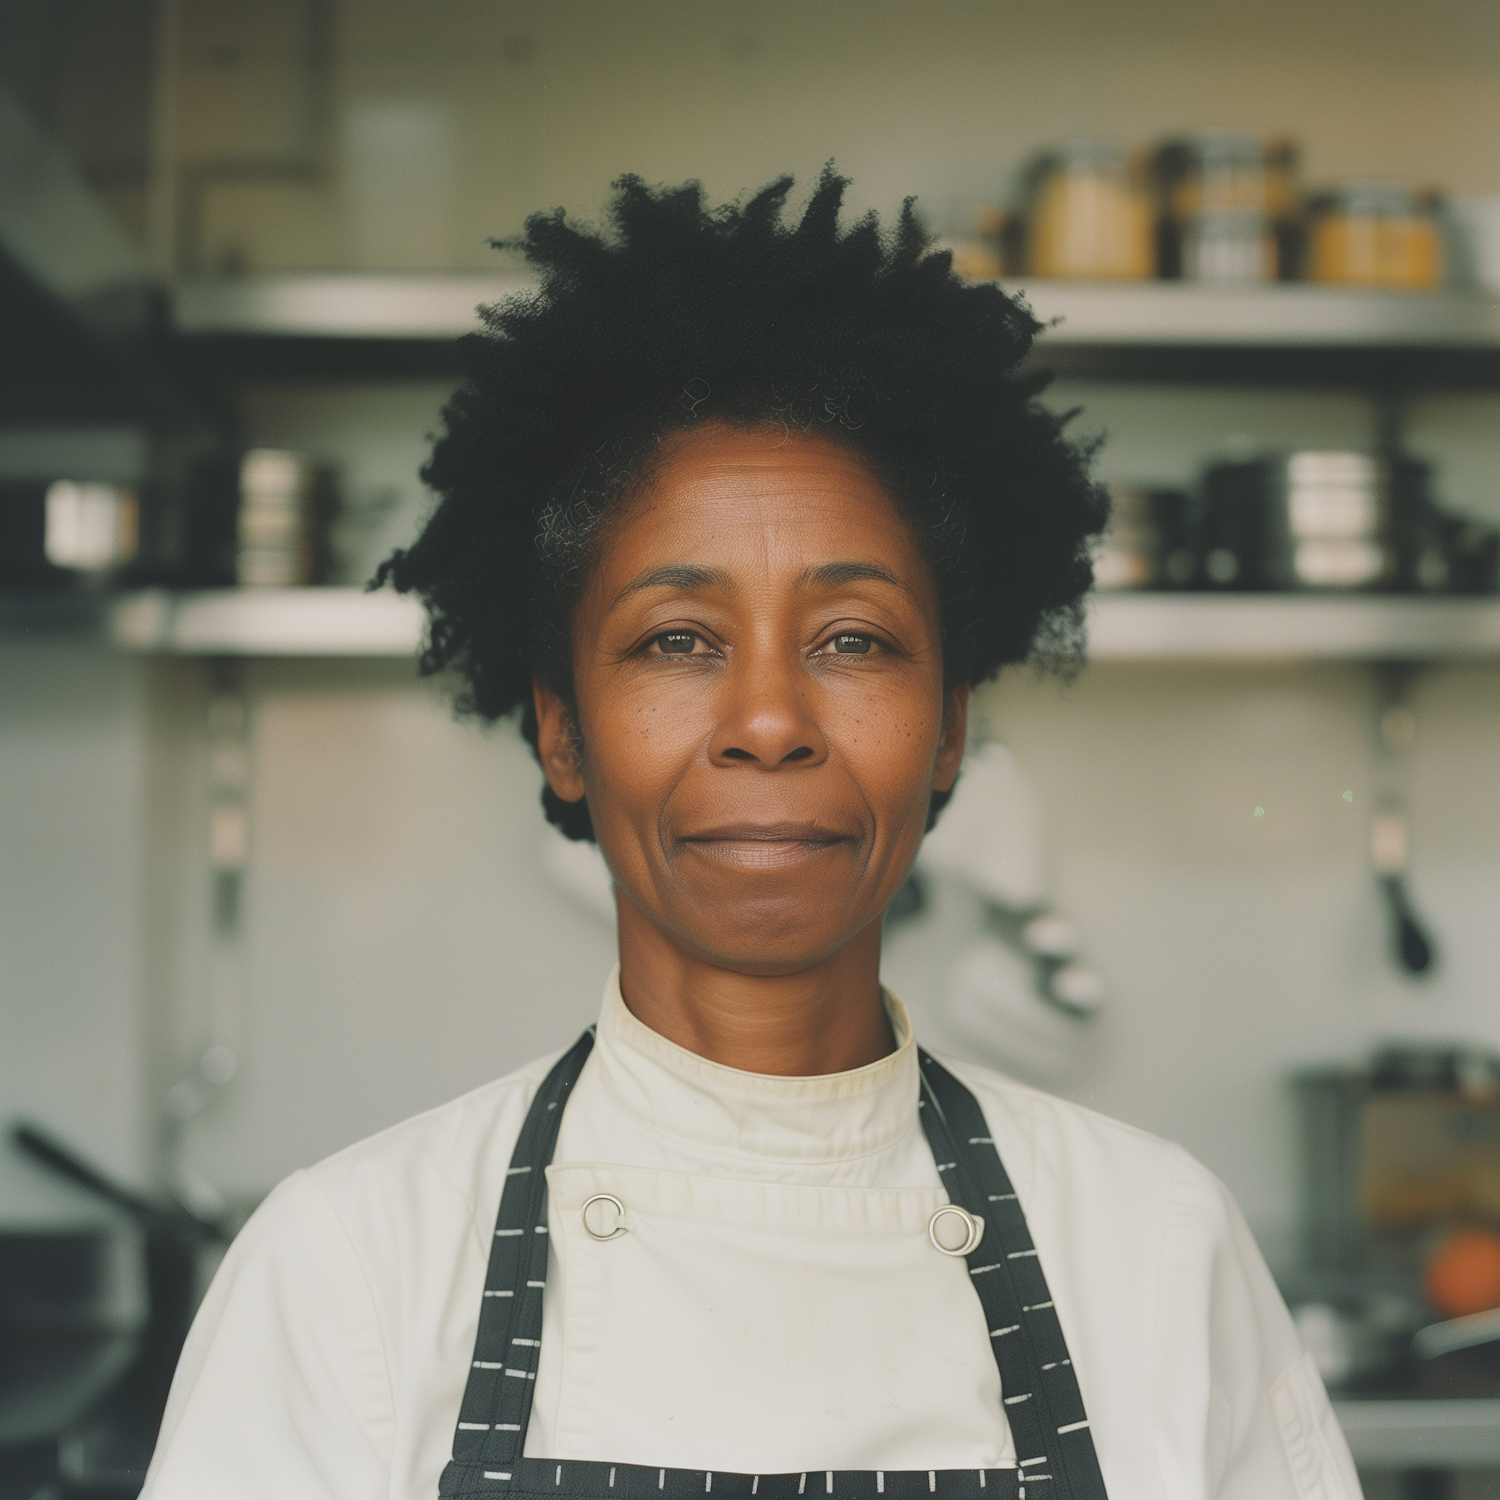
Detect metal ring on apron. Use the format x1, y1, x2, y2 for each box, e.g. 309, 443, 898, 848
927, 1203, 984, 1257
582, 1193, 628, 1240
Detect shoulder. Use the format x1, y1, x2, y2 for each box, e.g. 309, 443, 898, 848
303, 1046, 565, 1245
935, 1052, 1301, 1352
202, 1046, 566, 1326
933, 1052, 1203, 1193
148, 1052, 571, 1495
930, 1052, 1248, 1270
930, 1057, 1327, 1495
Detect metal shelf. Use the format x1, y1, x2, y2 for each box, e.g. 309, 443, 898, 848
1005, 281, 1500, 350
170, 275, 1500, 386
174, 274, 1500, 348
174, 275, 528, 339
1087, 593, 1500, 662
106, 588, 1500, 661
109, 588, 425, 656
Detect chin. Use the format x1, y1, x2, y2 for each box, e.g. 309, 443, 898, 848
666, 903, 876, 978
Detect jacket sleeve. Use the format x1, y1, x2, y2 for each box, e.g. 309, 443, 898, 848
1160, 1150, 1363, 1500
142, 1169, 395, 1500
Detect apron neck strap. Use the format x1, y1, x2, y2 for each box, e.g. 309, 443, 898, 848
442, 1029, 595, 1492
917, 1050, 1107, 1500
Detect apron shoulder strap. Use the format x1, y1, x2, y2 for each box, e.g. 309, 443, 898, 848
440, 1029, 596, 1497
917, 1050, 1109, 1500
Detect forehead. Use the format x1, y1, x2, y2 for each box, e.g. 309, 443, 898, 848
593, 424, 927, 585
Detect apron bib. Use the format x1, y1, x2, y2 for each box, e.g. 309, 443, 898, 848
440, 1032, 1108, 1500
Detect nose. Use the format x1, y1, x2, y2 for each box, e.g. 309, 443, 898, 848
708, 645, 828, 769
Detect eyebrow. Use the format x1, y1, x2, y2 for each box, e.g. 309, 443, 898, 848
610, 559, 917, 608
800, 561, 918, 600
612, 563, 734, 607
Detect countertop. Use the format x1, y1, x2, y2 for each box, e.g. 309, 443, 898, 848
1335, 1397, 1500, 1468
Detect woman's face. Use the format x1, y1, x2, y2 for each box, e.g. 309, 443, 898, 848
535, 423, 967, 977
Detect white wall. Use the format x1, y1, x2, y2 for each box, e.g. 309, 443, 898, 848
180, 660, 615, 1191
950, 660, 1500, 1267
180, 0, 1500, 272
0, 643, 150, 1222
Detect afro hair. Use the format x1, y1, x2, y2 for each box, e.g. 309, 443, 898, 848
376, 167, 1109, 841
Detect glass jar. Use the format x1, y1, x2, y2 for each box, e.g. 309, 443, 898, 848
1025, 142, 1153, 280
1306, 183, 1444, 290
1151, 133, 1285, 283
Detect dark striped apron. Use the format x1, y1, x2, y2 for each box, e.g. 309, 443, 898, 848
440, 1031, 1108, 1500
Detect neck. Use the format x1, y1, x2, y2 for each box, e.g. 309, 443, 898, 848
613, 905, 893, 1076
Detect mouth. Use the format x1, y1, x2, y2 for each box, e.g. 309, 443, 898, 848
679, 823, 854, 871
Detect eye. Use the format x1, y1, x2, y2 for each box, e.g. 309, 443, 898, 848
652, 630, 700, 655
831, 632, 873, 654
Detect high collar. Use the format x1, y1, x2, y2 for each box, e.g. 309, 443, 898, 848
591, 966, 922, 1167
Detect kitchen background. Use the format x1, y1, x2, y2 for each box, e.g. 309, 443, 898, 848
4, 0, 1500, 1494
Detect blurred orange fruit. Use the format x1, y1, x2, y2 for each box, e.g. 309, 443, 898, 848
1425, 1226, 1500, 1319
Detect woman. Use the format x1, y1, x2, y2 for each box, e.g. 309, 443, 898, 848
144, 172, 1359, 1500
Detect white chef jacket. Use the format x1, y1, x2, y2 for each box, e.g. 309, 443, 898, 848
143, 973, 1361, 1500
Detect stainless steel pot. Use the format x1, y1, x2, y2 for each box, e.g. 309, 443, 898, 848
1201, 449, 1393, 591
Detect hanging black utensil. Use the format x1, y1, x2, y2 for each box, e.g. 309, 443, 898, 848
1371, 806, 1437, 977
1379, 874, 1435, 974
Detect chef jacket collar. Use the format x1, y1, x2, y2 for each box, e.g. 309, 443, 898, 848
593, 965, 921, 1166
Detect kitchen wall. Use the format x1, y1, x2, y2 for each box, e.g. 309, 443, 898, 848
172, 0, 1500, 274
128, 375, 1500, 1276
4, 0, 1500, 1270
0, 643, 151, 1223
115, 606, 1500, 1269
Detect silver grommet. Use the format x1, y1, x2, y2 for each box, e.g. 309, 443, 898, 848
928, 1204, 984, 1257
582, 1193, 628, 1241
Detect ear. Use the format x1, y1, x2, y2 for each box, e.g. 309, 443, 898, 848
532, 679, 588, 806
932, 683, 970, 794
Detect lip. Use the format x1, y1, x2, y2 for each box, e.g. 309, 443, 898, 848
686, 822, 850, 843
680, 823, 854, 871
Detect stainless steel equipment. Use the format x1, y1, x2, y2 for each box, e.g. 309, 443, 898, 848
1201, 449, 1392, 591
1091, 485, 1197, 590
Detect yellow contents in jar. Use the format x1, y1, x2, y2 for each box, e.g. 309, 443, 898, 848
1030, 168, 1152, 280
1307, 192, 1443, 290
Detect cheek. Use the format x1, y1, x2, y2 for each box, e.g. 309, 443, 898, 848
577, 678, 708, 823
830, 689, 944, 818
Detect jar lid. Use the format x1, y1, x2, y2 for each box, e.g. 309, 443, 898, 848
1157, 131, 1267, 168
1043, 139, 1128, 171
1318, 180, 1422, 214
